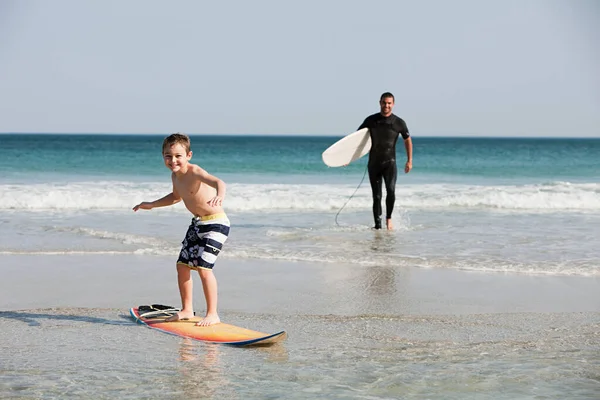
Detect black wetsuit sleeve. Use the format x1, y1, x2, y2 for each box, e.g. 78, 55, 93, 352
395, 118, 410, 140
358, 117, 370, 131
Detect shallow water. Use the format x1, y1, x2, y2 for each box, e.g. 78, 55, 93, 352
2, 134, 599, 398
2, 135, 600, 278
1, 308, 598, 399
2, 207, 599, 277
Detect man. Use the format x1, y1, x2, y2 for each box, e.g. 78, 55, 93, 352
358, 92, 412, 230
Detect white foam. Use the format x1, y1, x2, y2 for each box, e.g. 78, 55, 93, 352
0, 250, 136, 255
56, 226, 168, 247
400, 181, 600, 211
1, 181, 599, 212
221, 248, 600, 277
1, 228, 597, 277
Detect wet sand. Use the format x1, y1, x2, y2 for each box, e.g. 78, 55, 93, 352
1, 254, 598, 315
2, 254, 599, 399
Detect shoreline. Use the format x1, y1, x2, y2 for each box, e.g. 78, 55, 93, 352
1, 254, 598, 315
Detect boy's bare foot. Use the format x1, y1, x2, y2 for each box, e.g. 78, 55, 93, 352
386, 219, 394, 230
165, 311, 194, 322
196, 313, 220, 327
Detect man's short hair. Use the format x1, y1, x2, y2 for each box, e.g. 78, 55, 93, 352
380, 92, 395, 102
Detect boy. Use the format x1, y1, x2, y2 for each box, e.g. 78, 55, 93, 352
133, 133, 230, 326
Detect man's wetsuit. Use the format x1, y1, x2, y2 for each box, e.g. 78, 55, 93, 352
358, 113, 410, 229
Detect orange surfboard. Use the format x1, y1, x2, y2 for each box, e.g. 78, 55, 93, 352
130, 304, 287, 346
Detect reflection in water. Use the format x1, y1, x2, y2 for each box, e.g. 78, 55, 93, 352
364, 266, 396, 296
176, 339, 235, 400
369, 230, 397, 253
366, 232, 397, 294
257, 342, 290, 363
364, 231, 412, 305
174, 339, 290, 399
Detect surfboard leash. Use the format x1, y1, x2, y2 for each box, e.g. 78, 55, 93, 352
335, 164, 369, 226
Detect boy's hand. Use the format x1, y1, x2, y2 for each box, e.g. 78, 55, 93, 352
133, 202, 153, 212
207, 196, 223, 207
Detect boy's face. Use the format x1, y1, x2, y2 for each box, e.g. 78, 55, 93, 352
163, 143, 192, 173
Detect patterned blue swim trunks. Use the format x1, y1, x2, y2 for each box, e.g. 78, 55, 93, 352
177, 213, 230, 270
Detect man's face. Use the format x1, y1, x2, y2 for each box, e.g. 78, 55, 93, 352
379, 96, 394, 117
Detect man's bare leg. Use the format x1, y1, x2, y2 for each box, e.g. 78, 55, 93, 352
165, 263, 195, 322
196, 269, 220, 326
386, 218, 394, 230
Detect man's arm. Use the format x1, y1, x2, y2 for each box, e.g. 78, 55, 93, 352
403, 137, 412, 173
358, 115, 371, 131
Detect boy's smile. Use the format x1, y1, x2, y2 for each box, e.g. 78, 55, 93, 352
163, 143, 191, 173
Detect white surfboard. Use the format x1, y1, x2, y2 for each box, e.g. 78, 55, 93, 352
322, 128, 371, 167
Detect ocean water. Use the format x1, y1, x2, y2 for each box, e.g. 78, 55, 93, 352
1, 305, 599, 400
1, 134, 599, 276
1, 134, 600, 399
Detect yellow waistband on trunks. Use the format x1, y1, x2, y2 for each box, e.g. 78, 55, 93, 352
195, 213, 227, 221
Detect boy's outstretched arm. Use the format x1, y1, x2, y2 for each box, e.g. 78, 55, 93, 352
133, 192, 181, 212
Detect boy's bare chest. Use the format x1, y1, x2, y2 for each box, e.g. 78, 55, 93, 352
174, 178, 202, 197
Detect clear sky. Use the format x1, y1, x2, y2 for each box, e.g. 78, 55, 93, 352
1, 0, 598, 137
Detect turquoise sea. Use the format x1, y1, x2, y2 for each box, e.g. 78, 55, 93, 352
2, 134, 600, 183
1, 134, 599, 276
1, 133, 599, 399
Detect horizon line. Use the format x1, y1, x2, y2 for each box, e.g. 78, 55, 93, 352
1, 132, 599, 139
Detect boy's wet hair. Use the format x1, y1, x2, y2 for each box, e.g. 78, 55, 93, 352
380, 92, 395, 102
162, 133, 191, 154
